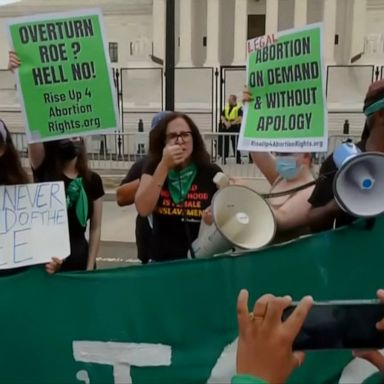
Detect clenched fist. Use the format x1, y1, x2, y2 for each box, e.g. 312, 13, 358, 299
161, 144, 185, 169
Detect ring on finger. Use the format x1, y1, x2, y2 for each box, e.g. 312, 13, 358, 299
249, 312, 264, 322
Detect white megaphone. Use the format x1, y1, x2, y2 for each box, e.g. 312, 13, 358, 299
191, 183, 276, 258
333, 142, 384, 217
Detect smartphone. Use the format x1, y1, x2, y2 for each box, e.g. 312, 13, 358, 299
282, 300, 384, 350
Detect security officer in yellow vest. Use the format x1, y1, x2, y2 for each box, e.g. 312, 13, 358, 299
219, 94, 243, 164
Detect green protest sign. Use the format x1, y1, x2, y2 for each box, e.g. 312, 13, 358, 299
238, 23, 327, 153
6, 9, 118, 143
0, 217, 383, 383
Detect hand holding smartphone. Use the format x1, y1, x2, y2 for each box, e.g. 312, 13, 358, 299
282, 300, 384, 350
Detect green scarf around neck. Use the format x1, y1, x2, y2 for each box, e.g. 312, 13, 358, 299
66, 177, 88, 227
167, 163, 197, 204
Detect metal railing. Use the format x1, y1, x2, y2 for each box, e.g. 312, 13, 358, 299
1, 62, 373, 180
2, 64, 381, 137
12, 131, 360, 179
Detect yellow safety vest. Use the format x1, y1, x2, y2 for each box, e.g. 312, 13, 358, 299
224, 103, 241, 122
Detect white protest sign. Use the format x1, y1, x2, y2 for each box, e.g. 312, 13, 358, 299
0, 182, 70, 269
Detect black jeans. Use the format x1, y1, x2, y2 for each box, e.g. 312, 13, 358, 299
218, 124, 241, 164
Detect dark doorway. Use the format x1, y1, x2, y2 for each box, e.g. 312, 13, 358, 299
247, 14, 266, 39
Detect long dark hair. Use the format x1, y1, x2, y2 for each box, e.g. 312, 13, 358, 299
148, 112, 210, 168
39, 138, 91, 183
0, 120, 29, 185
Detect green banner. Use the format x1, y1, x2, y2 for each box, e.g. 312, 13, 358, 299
6, 9, 118, 143
1, 217, 383, 383
238, 24, 327, 153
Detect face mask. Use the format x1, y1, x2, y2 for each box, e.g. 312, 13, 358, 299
275, 156, 300, 180
58, 140, 82, 160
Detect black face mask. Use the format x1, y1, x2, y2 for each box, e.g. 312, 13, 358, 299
57, 140, 82, 160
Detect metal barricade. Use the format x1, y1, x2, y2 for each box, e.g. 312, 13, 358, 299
9, 130, 367, 182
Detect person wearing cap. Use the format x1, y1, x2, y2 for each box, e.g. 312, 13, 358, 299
307, 79, 384, 232
116, 111, 170, 264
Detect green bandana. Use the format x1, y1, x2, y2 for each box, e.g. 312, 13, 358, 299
66, 177, 89, 227
167, 163, 197, 204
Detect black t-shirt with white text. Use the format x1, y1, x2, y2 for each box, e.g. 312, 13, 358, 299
143, 162, 222, 262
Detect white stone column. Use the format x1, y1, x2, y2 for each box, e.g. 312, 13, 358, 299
152, 0, 166, 61
177, 0, 193, 66
294, 0, 307, 28
265, 0, 279, 35
232, 0, 248, 65
349, 0, 367, 60
323, 0, 337, 65
204, 0, 221, 67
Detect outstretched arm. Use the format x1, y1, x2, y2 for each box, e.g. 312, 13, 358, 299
243, 87, 279, 185
116, 179, 140, 206
250, 152, 279, 185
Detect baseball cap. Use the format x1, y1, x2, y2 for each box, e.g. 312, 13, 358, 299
151, 111, 171, 130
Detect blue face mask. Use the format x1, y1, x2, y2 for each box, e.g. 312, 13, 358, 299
275, 156, 300, 180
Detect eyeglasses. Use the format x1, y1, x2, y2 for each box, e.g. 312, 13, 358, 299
165, 131, 192, 143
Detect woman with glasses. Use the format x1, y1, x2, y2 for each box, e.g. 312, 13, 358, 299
135, 112, 222, 262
